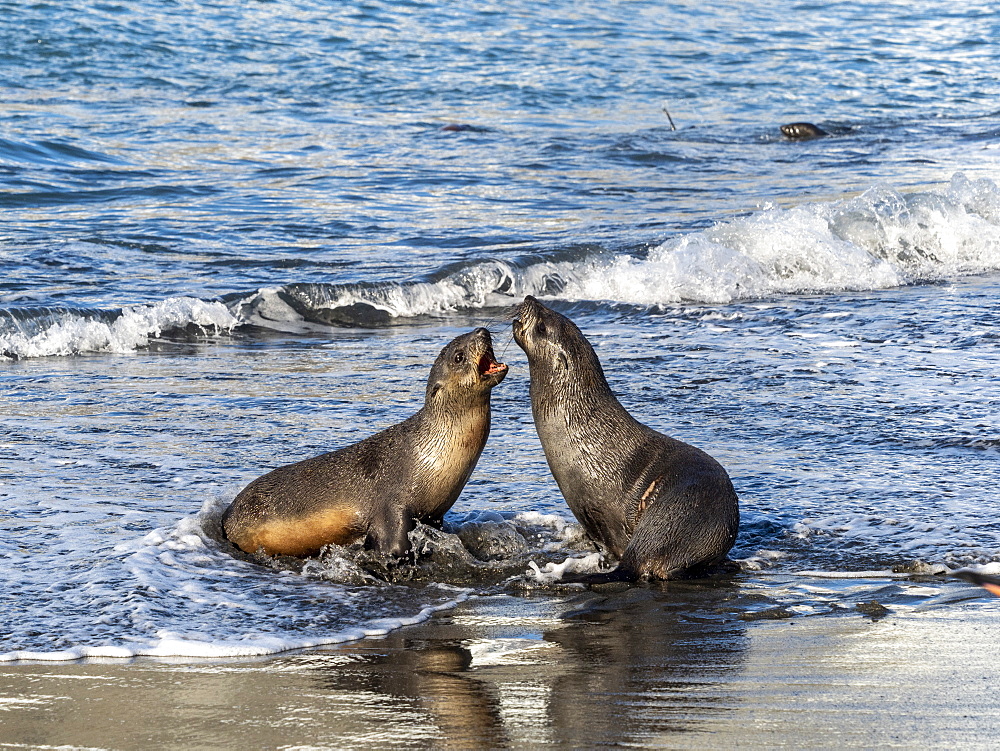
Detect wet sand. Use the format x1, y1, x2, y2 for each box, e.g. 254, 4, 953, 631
2, 582, 998, 749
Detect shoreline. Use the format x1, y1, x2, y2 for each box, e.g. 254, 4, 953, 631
2, 582, 998, 749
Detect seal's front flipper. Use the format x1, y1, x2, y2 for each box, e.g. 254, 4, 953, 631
365, 507, 417, 560
559, 566, 636, 586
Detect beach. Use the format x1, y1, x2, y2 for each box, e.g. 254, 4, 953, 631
3, 582, 998, 749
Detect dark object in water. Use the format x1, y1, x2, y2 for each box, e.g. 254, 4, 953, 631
661, 105, 677, 131
780, 122, 828, 140
953, 569, 1000, 597
855, 600, 890, 619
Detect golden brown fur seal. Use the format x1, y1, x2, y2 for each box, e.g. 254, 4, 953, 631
222, 327, 508, 558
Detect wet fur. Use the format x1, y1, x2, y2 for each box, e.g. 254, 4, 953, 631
780, 122, 828, 140
513, 296, 739, 581
222, 327, 507, 557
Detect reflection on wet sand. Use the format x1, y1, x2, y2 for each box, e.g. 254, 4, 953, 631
316, 583, 748, 747
541, 585, 748, 743
316, 640, 506, 748
2, 582, 997, 748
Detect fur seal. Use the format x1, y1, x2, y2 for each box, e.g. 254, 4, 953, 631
780, 122, 828, 140
222, 327, 508, 558
512, 296, 739, 582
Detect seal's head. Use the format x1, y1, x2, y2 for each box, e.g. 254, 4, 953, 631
512, 296, 607, 392
426, 327, 508, 403
780, 122, 827, 140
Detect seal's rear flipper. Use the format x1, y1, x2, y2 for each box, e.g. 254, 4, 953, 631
559, 566, 636, 586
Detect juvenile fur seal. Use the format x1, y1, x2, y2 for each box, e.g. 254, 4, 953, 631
512, 296, 739, 582
222, 328, 508, 558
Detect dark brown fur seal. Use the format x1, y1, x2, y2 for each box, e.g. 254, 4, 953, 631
512, 296, 739, 582
222, 327, 508, 558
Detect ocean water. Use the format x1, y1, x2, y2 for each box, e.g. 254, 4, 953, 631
2, 0, 999, 661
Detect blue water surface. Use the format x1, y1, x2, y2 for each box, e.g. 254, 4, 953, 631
1, 0, 999, 660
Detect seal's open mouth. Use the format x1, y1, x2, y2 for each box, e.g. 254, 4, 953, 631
478, 351, 506, 377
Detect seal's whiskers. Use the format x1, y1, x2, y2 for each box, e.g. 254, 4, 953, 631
497, 329, 516, 361
481, 304, 520, 361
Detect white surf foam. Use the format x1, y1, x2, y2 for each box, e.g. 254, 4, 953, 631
0, 297, 238, 358
235, 172, 1000, 328
233, 257, 579, 330
6, 174, 1000, 356
790, 508, 1000, 570
563, 173, 1000, 305
525, 552, 608, 584
0, 496, 470, 663
6, 173, 999, 357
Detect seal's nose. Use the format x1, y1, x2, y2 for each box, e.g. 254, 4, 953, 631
514, 296, 537, 325
473, 326, 490, 340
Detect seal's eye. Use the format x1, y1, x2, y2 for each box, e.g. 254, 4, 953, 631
453, 351, 465, 364
535, 322, 547, 336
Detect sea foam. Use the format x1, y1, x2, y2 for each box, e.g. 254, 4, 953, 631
234, 172, 1000, 321
5, 173, 1000, 357
0, 297, 238, 359
0, 500, 595, 663
0, 495, 472, 663
552, 173, 1000, 305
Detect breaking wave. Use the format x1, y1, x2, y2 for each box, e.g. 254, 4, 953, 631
0, 297, 238, 359
4, 173, 1000, 358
